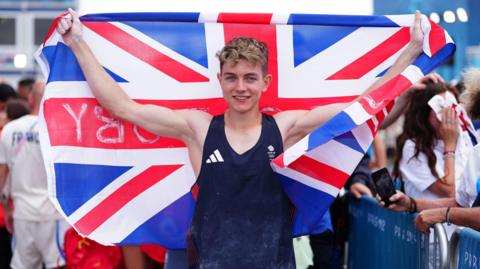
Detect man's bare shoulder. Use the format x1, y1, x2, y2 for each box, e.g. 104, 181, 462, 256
176, 109, 213, 142
272, 110, 308, 143
273, 110, 308, 127
176, 109, 213, 125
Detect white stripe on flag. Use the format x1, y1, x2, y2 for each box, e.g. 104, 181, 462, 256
43, 82, 94, 99
350, 122, 374, 153
51, 146, 191, 167
83, 24, 223, 100
344, 102, 371, 125
276, 26, 403, 98
198, 12, 219, 23
89, 165, 194, 244
271, 14, 290, 24
421, 16, 433, 57
112, 22, 209, 77
283, 135, 309, 166
67, 164, 153, 223
44, 31, 63, 47
306, 139, 365, 175
384, 15, 414, 27
272, 164, 340, 197
445, 30, 454, 44
401, 65, 424, 85
372, 115, 379, 129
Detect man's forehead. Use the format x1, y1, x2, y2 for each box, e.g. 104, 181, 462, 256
221, 60, 262, 74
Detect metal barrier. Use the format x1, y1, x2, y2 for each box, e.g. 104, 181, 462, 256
346, 196, 449, 269
430, 223, 450, 269
450, 228, 480, 269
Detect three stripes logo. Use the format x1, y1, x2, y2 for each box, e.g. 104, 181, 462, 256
206, 149, 224, 164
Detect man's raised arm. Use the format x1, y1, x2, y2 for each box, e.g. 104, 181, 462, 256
56, 9, 211, 143
279, 11, 424, 147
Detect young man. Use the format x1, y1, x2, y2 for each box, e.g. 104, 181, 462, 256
57, 9, 423, 268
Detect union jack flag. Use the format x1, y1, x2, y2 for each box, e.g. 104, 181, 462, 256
35, 12, 455, 248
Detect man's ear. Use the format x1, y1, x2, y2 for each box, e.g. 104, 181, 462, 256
217, 72, 222, 83
262, 74, 272, 92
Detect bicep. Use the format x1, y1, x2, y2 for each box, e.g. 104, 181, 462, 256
282, 103, 349, 147
124, 102, 210, 142
295, 103, 348, 133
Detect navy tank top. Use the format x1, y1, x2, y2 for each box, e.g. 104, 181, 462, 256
187, 114, 295, 269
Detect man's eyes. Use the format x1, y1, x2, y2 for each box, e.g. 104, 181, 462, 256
224, 76, 257, 81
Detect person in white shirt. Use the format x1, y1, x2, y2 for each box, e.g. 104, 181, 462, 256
387, 68, 480, 233
0, 81, 69, 269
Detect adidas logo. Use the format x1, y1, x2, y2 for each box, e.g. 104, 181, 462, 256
206, 149, 224, 163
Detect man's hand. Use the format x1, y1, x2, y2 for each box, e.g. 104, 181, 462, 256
56, 8, 83, 46
350, 183, 373, 199
408, 11, 424, 54
384, 191, 411, 212
414, 208, 446, 234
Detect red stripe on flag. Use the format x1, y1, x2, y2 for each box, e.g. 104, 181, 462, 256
288, 155, 349, 189
386, 100, 395, 112
222, 22, 281, 112
366, 119, 375, 134
83, 22, 209, 83
43, 97, 227, 149
358, 75, 413, 115
74, 164, 183, 235
375, 109, 386, 124
327, 27, 410, 80
428, 21, 447, 56
272, 153, 286, 168
44, 95, 362, 149
217, 13, 273, 24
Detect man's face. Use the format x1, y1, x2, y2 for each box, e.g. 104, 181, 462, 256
217, 59, 271, 114
17, 85, 31, 100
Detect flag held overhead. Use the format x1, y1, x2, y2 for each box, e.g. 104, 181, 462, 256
36, 12, 455, 247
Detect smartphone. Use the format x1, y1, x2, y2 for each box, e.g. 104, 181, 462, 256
372, 168, 396, 207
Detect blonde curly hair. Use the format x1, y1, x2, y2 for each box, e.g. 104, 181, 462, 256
460, 68, 480, 120
216, 37, 268, 75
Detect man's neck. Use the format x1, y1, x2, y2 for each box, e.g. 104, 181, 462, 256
224, 109, 262, 130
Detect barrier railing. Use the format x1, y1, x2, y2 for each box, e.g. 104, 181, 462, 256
430, 223, 449, 269
346, 196, 448, 269
450, 228, 480, 269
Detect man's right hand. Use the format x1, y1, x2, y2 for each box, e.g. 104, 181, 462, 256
56, 8, 83, 46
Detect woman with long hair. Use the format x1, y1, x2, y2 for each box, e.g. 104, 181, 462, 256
392, 81, 461, 201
